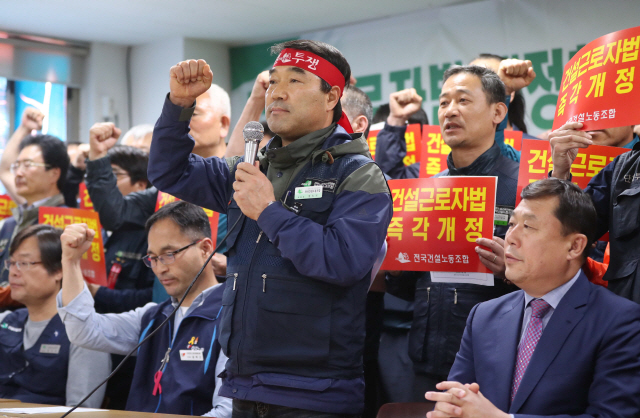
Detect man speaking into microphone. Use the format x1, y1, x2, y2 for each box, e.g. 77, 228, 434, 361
148, 40, 392, 417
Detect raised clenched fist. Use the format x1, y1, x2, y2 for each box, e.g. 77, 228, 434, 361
89, 122, 121, 161
388, 88, 423, 126
169, 59, 213, 108
20, 107, 45, 132
61, 223, 96, 263
498, 59, 536, 95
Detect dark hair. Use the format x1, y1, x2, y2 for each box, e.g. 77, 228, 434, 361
342, 86, 373, 137
20, 135, 69, 192
521, 178, 597, 260
107, 145, 149, 188
271, 40, 351, 124
372, 103, 429, 127
145, 201, 211, 240
10, 224, 63, 275
508, 90, 528, 133
443, 65, 506, 105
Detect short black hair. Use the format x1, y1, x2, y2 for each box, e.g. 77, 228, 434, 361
443, 65, 506, 105
342, 86, 373, 137
20, 135, 69, 192
271, 40, 351, 124
107, 145, 149, 187
372, 103, 429, 126
146, 201, 211, 240
521, 178, 598, 260
10, 224, 63, 275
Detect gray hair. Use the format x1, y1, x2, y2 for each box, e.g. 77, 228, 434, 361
443, 65, 505, 105
121, 124, 153, 145
204, 84, 231, 118
342, 86, 372, 135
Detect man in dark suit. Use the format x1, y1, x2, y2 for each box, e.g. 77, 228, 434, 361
426, 178, 640, 418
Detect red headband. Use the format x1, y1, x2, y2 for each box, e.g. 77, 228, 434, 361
274, 48, 353, 134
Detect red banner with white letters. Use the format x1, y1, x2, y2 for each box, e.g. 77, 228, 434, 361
381, 176, 497, 273
38, 207, 107, 286
553, 25, 640, 131
367, 123, 422, 166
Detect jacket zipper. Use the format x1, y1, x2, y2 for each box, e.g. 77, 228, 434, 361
233, 273, 238, 291
262, 274, 267, 292
454, 288, 458, 304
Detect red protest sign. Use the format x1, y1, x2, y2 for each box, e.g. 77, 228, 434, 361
517, 139, 630, 204
78, 183, 94, 211
0, 195, 17, 220
504, 130, 523, 151
419, 125, 451, 178
366, 124, 422, 166
155, 191, 219, 239
38, 207, 107, 286
553, 25, 640, 131
381, 176, 497, 273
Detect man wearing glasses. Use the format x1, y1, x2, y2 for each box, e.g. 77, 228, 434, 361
57, 201, 232, 417
0, 134, 69, 284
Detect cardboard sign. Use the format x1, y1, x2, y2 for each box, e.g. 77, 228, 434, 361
366, 123, 422, 166
419, 125, 451, 177
0, 195, 17, 221
516, 139, 630, 204
38, 207, 107, 286
381, 176, 497, 273
504, 130, 523, 152
155, 192, 220, 239
78, 183, 94, 211
553, 25, 640, 131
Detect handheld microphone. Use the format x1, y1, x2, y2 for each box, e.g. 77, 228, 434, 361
243, 121, 264, 165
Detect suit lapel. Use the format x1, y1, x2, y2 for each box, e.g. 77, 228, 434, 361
509, 272, 590, 413
485, 292, 524, 412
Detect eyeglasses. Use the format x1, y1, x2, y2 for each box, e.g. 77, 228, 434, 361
142, 239, 202, 268
5, 260, 44, 272
10, 160, 51, 173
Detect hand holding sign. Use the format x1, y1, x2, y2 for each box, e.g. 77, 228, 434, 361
89, 122, 121, 161
549, 122, 593, 180
61, 223, 96, 263
169, 59, 213, 108
388, 88, 423, 126
498, 59, 536, 95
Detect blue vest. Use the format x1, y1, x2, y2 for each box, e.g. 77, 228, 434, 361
0, 309, 70, 404
220, 153, 373, 380
125, 283, 224, 415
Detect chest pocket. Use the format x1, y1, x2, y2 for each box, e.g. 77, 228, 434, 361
223, 199, 245, 253
295, 192, 335, 225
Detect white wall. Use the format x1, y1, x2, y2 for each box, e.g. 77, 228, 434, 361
130, 37, 184, 127
80, 42, 130, 143
184, 38, 231, 94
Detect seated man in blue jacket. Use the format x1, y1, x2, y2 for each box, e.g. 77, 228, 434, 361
0, 224, 109, 406
427, 179, 640, 418
145, 40, 392, 417
57, 201, 231, 417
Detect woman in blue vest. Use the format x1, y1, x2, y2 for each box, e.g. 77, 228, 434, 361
0, 224, 110, 406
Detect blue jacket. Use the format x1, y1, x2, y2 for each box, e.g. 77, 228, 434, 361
125, 283, 224, 415
449, 272, 640, 417
386, 142, 519, 377
580, 137, 640, 303
0, 309, 70, 404
148, 96, 392, 414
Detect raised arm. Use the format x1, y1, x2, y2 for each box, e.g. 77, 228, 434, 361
225, 71, 269, 158
58, 224, 149, 354
0, 108, 44, 204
